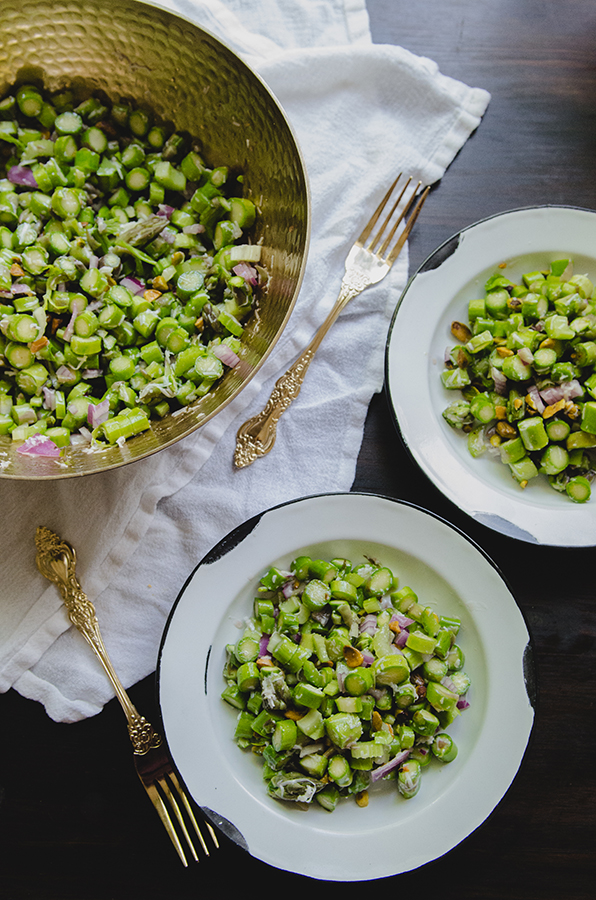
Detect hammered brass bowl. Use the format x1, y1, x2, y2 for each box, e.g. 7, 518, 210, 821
0, 0, 309, 479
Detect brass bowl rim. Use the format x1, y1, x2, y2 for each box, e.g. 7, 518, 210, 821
0, 0, 311, 479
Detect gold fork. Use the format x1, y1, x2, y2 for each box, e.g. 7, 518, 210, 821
234, 174, 430, 468
34, 525, 219, 867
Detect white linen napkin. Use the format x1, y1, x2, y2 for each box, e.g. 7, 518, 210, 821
0, 0, 490, 722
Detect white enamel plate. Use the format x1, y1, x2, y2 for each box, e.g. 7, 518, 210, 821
157, 493, 534, 881
386, 206, 596, 546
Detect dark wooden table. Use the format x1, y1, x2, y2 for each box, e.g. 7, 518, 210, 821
2, 1, 595, 897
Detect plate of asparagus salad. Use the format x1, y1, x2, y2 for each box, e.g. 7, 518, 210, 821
386, 205, 596, 546
157, 493, 534, 881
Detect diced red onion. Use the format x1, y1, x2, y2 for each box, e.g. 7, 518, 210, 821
11, 283, 34, 295
42, 386, 56, 410
540, 380, 582, 405
391, 613, 414, 628
281, 579, 299, 599
527, 384, 545, 414
370, 749, 410, 783
8, 165, 39, 188
16, 434, 61, 457
491, 366, 507, 395
87, 398, 110, 429
211, 343, 240, 368
336, 664, 348, 692
157, 204, 175, 218
539, 385, 564, 404
441, 674, 459, 693
119, 276, 146, 295
562, 379, 583, 400
359, 614, 377, 635
78, 426, 93, 442
457, 698, 470, 710
56, 365, 78, 384
63, 309, 77, 342
360, 649, 375, 667
394, 629, 408, 649
518, 347, 534, 365
259, 634, 271, 657
232, 262, 258, 286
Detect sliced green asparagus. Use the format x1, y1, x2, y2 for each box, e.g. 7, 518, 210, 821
0, 82, 262, 456
442, 260, 596, 501
221, 555, 470, 811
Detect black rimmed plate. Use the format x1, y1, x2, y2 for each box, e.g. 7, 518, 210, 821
157, 492, 534, 881
386, 205, 596, 546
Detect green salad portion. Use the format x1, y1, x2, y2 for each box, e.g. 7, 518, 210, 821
442, 259, 596, 502
221, 555, 470, 811
0, 83, 261, 456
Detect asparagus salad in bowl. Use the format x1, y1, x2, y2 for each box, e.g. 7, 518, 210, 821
386, 205, 596, 546
158, 493, 534, 881
0, 82, 263, 454
0, 0, 309, 479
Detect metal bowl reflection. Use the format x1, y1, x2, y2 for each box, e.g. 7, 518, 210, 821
0, 0, 309, 479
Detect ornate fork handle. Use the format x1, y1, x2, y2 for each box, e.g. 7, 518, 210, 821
234, 269, 370, 468
234, 175, 429, 469
35, 526, 161, 756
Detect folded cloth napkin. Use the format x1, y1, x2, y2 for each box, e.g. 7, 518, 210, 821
0, 0, 490, 722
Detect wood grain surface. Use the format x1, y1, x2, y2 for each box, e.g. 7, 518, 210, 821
1, 2, 595, 897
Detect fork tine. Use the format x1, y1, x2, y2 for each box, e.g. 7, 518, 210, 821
144, 782, 190, 866
158, 776, 201, 862
367, 177, 413, 253
356, 173, 406, 246
168, 769, 220, 854
204, 820, 220, 848
384, 184, 430, 264
375, 179, 422, 256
